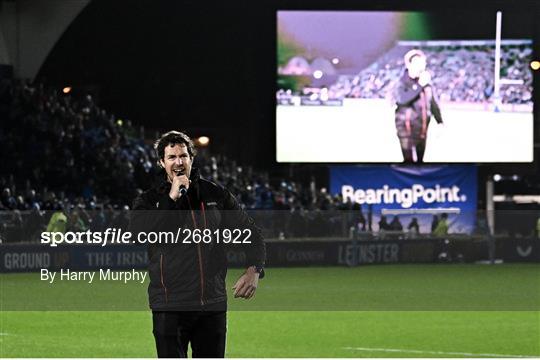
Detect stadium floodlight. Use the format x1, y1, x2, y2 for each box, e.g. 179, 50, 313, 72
197, 136, 210, 146
493, 174, 502, 182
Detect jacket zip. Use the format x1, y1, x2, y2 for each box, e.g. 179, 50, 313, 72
420, 90, 427, 138
196, 243, 205, 306
187, 196, 206, 306
160, 253, 168, 303
199, 202, 208, 305
405, 108, 411, 136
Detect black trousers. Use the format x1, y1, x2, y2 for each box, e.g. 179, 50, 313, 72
152, 311, 227, 358
399, 136, 426, 163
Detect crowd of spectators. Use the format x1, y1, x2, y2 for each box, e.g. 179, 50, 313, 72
278, 42, 533, 106
0, 79, 519, 242
0, 79, 158, 241
0, 79, 378, 241
0, 79, 159, 208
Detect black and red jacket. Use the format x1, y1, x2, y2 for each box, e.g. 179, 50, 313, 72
394, 70, 443, 140
130, 168, 266, 311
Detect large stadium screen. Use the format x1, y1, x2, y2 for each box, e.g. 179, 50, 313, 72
276, 11, 535, 163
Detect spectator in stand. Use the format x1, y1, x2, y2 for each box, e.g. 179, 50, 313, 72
407, 217, 420, 235
433, 213, 449, 236
378, 215, 391, 231
389, 216, 404, 232
1, 188, 16, 209
46, 204, 67, 233
431, 215, 439, 233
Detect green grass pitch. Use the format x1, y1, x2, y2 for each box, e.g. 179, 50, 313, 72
1, 264, 539, 357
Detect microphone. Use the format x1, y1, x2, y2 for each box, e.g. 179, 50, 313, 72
179, 185, 187, 196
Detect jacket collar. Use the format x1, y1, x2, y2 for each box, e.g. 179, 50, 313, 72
402, 69, 418, 84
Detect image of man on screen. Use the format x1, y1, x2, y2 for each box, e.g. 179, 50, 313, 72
393, 49, 444, 163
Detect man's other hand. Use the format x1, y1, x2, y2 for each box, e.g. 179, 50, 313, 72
232, 267, 259, 299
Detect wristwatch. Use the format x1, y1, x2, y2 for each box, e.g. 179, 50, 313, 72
250, 265, 265, 279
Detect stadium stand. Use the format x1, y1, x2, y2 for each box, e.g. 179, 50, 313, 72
0, 79, 369, 241
278, 40, 533, 106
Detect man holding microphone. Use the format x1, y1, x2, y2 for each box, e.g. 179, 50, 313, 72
130, 130, 265, 358
393, 49, 444, 163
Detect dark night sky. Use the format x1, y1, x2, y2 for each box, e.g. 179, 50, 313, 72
38, 0, 539, 169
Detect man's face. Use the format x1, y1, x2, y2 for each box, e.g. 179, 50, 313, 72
160, 143, 193, 183
407, 55, 426, 78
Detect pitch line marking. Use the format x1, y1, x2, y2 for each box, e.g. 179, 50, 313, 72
343, 346, 539, 358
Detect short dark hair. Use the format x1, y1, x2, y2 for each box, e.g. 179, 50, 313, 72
154, 130, 197, 160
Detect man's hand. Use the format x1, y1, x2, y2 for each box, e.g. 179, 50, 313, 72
232, 267, 259, 299
418, 71, 431, 87
169, 175, 190, 201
